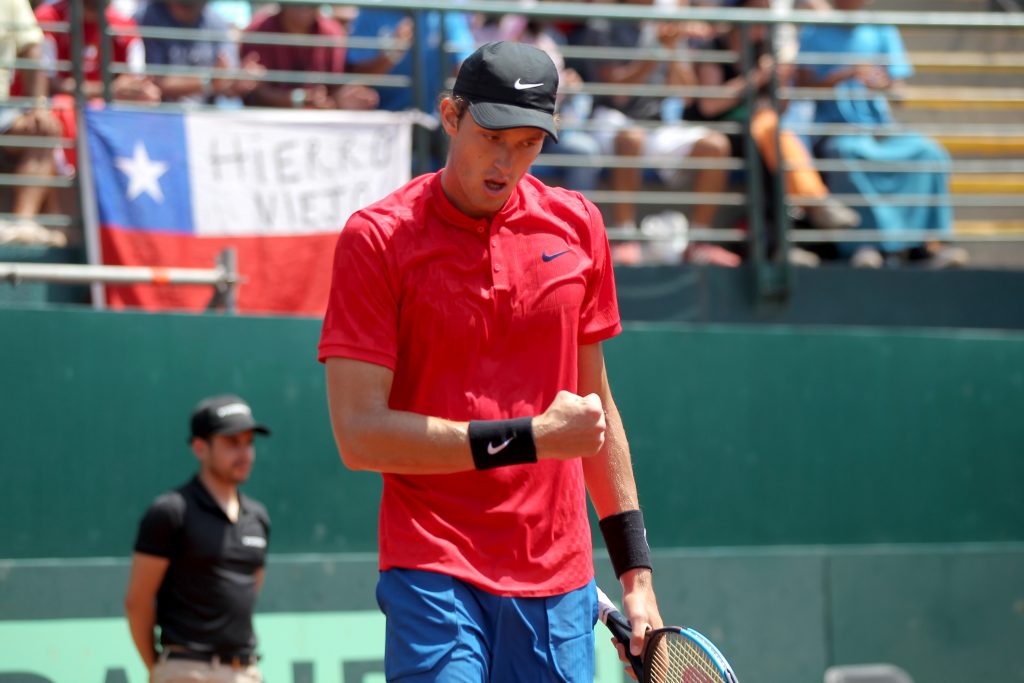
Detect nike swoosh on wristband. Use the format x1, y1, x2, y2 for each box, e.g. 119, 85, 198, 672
487, 437, 514, 455
542, 249, 571, 262
514, 78, 544, 90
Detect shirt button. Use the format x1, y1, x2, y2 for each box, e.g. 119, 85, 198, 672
476, 226, 484, 233
491, 239, 497, 248
494, 264, 502, 272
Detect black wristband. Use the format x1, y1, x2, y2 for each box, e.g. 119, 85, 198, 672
599, 509, 653, 578
468, 417, 538, 470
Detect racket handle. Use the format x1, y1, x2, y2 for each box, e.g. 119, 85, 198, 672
596, 587, 644, 681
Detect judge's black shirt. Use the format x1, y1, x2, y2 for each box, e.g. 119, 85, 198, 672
134, 475, 270, 655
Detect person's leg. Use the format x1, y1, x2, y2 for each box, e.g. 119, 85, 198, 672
490, 579, 598, 683
686, 130, 730, 231
7, 110, 58, 219
644, 125, 738, 266
10, 146, 55, 218
557, 130, 603, 192
609, 127, 645, 230
151, 654, 216, 683
750, 108, 859, 230
376, 568, 489, 682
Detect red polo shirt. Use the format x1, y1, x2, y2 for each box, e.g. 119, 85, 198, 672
34, 0, 139, 81
319, 171, 621, 597
240, 12, 346, 80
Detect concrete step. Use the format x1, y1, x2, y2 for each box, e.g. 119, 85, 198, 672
901, 27, 1024, 52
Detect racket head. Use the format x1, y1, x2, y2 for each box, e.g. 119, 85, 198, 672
641, 626, 739, 683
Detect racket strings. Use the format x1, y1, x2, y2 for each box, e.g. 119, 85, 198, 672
646, 632, 726, 683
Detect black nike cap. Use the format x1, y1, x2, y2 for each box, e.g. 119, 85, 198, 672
189, 394, 271, 441
453, 41, 560, 143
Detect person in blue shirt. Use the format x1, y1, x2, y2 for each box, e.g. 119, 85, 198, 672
136, 0, 263, 105
797, 0, 966, 268
345, 9, 475, 114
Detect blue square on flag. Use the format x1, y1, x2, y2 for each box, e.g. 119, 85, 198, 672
86, 109, 194, 233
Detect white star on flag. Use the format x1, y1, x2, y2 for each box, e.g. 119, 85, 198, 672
115, 141, 169, 203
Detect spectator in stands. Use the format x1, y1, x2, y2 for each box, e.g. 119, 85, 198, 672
35, 0, 161, 103
345, 9, 475, 114
136, 0, 264, 105
240, 3, 378, 110
577, 0, 740, 266
688, 0, 861, 235
472, 13, 603, 192
0, 0, 64, 246
797, 0, 966, 268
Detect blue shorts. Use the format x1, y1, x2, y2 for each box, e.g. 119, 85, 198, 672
375, 568, 598, 682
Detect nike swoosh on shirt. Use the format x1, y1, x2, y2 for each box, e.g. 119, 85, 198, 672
514, 78, 544, 90
542, 249, 571, 262
487, 437, 514, 455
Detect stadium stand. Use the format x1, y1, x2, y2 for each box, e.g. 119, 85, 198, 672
1, 0, 1023, 310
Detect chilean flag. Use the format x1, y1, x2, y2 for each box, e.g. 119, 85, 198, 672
84, 107, 413, 315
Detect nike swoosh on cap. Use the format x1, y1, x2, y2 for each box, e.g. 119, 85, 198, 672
514, 78, 544, 90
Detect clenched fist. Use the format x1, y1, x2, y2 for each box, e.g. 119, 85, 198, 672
533, 390, 606, 461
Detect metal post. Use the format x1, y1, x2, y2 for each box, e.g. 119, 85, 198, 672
69, 0, 86, 110
765, 24, 791, 302
75, 106, 107, 309
739, 26, 766, 273
411, 10, 430, 175
70, 0, 106, 307
218, 248, 239, 314
97, 0, 112, 103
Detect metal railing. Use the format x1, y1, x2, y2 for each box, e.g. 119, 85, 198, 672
1, 0, 1022, 308
0, 248, 241, 312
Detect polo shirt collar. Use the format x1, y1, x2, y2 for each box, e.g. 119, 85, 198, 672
429, 170, 523, 233
188, 474, 252, 519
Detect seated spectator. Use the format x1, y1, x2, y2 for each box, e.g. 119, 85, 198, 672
136, 0, 264, 105
577, 0, 740, 266
35, 0, 161, 103
688, 0, 860, 234
0, 0, 63, 246
797, 0, 966, 268
345, 9, 474, 114
240, 3, 377, 110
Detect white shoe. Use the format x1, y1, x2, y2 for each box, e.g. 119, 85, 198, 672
923, 244, 969, 269
806, 198, 861, 230
640, 211, 689, 265
0, 218, 67, 247
788, 246, 821, 268
850, 246, 884, 268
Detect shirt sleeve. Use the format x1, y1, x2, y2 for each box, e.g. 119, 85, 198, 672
881, 26, 913, 81
13, 0, 43, 52
578, 196, 621, 345
317, 212, 400, 368
345, 10, 387, 65
133, 493, 185, 558
443, 12, 475, 67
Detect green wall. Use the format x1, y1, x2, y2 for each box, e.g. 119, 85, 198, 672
1, 547, 1021, 683
1, 306, 1023, 682
1, 307, 1021, 558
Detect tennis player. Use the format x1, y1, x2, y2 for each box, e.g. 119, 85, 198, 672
319, 41, 661, 681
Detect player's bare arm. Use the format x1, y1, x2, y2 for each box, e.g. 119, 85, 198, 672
578, 342, 663, 658
124, 552, 171, 672
326, 357, 606, 474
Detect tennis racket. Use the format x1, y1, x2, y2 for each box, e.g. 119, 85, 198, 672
596, 587, 739, 683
